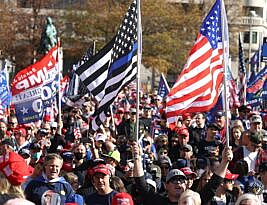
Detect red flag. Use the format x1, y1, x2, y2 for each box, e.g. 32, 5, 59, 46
11, 44, 59, 95
166, 0, 227, 128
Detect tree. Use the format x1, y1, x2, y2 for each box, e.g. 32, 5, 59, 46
0, 0, 55, 70
63, 0, 207, 76
0, 3, 16, 60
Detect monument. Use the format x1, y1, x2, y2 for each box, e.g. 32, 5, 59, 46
39, 17, 57, 54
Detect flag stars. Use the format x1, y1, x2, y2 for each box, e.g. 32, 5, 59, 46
21, 107, 28, 114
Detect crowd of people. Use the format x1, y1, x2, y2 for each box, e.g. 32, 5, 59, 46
0, 86, 267, 205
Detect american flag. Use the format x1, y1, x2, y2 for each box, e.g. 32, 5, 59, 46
226, 65, 240, 109
157, 73, 170, 101
238, 33, 247, 105
91, 0, 138, 130
74, 127, 82, 139
166, 0, 228, 129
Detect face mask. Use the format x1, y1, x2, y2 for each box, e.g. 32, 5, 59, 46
74, 152, 84, 160
33, 152, 41, 161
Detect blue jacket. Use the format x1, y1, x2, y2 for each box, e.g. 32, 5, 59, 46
25, 174, 83, 205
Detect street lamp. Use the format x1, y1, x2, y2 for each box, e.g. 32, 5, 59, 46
248, 10, 257, 73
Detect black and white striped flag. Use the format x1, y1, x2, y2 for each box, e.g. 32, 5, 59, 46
68, 46, 94, 101
76, 0, 139, 131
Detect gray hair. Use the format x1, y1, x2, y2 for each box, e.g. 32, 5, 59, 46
235, 193, 261, 205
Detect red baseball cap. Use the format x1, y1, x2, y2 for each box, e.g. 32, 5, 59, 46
112, 192, 134, 205
118, 108, 124, 113
0, 152, 32, 185
92, 164, 111, 176
14, 127, 27, 137
225, 169, 239, 180
177, 128, 189, 137
180, 167, 197, 178
182, 113, 191, 120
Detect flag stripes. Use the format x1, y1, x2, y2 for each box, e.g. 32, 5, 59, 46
90, 0, 138, 130
76, 39, 114, 102
92, 53, 138, 130
74, 127, 82, 139
166, 0, 226, 128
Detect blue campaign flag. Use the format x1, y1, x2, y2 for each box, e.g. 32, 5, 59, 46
249, 50, 259, 83
246, 65, 267, 109
0, 64, 12, 109
262, 80, 267, 110
157, 73, 170, 101
249, 67, 256, 83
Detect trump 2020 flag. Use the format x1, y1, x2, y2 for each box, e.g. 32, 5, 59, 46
166, 0, 228, 129
0, 63, 12, 109
11, 44, 59, 124
157, 73, 170, 101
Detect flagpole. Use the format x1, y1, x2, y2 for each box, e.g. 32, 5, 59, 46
259, 32, 262, 72
239, 32, 247, 106
57, 37, 63, 135
161, 73, 170, 92
87, 40, 96, 139
135, 0, 141, 142
221, 0, 230, 147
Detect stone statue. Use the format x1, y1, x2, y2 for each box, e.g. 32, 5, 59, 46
39, 17, 57, 54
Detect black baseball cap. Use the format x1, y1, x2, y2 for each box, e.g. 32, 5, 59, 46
207, 123, 220, 130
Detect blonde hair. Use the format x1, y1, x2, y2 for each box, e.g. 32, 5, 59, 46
235, 193, 261, 205
0, 172, 25, 198
178, 189, 201, 205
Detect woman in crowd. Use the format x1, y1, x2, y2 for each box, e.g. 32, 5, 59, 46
230, 125, 244, 151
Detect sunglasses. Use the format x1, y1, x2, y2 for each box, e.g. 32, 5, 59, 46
160, 140, 167, 143
159, 151, 168, 155
169, 177, 185, 184
171, 140, 179, 143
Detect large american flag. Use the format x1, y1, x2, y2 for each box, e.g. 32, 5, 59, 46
92, 0, 138, 130
238, 33, 247, 105
166, 0, 228, 128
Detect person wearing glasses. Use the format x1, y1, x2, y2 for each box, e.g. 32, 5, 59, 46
133, 141, 233, 205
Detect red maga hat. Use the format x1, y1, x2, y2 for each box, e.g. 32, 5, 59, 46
112, 192, 134, 205
0, 152, 32, 185
225, 169, 239, 180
